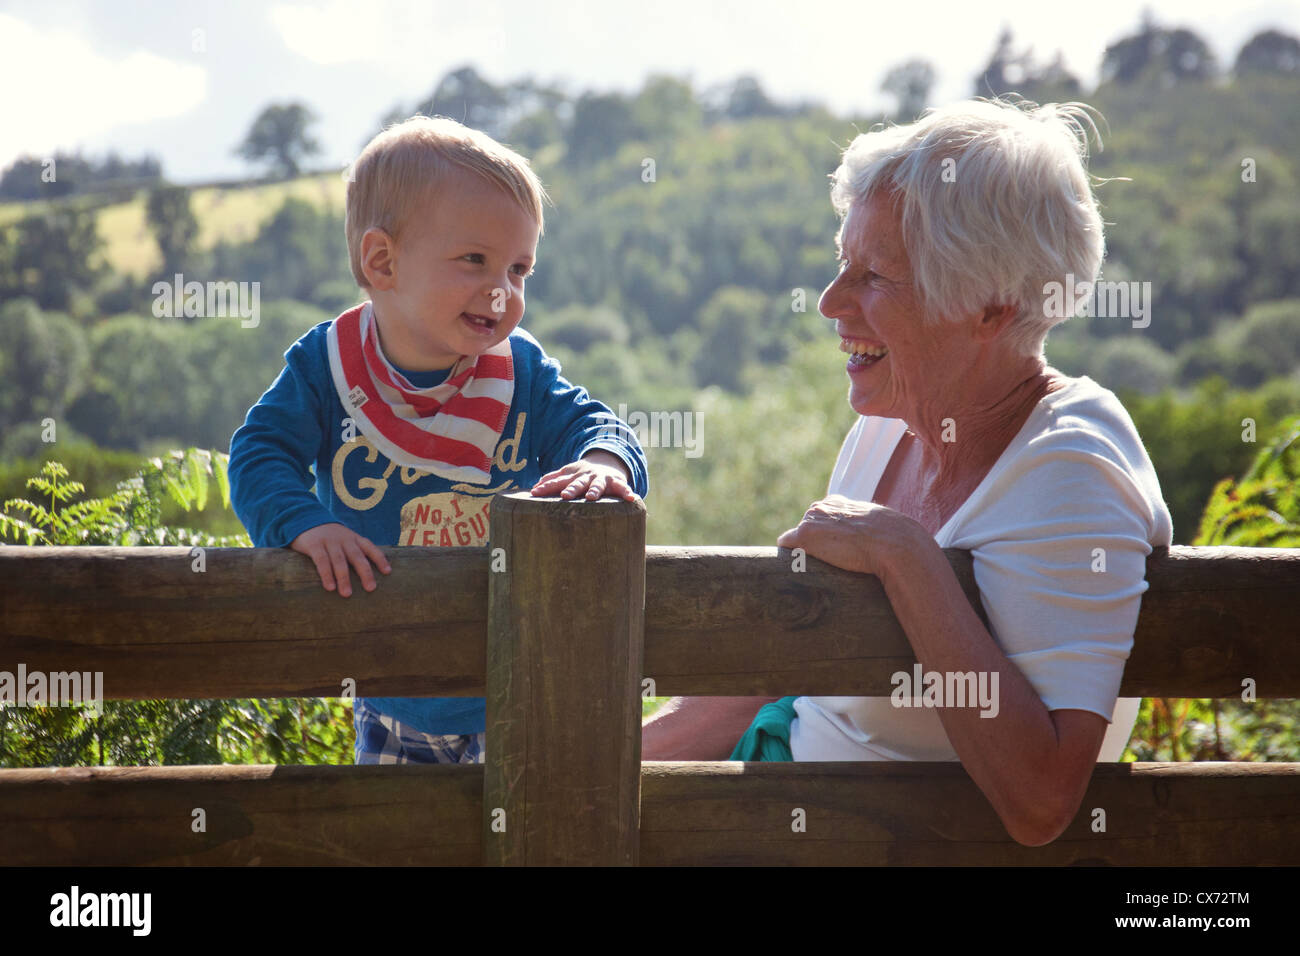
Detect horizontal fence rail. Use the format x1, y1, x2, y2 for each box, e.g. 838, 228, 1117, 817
1, 762, 1296, 866
3, 544, 1298, 699
2, 493, 1298, 866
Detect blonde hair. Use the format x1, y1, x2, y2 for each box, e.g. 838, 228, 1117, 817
830, 98, 1107, 359
345, 115, 549, 287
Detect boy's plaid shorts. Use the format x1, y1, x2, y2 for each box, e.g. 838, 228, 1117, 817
353, 698, 486, 765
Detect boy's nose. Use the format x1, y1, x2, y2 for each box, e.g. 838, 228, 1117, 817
484, 282, 516, 316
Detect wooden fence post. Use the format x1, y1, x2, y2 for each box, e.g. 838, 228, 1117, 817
483, 492, 646, 865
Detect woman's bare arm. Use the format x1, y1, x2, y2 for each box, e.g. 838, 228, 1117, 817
879, 540, 1109, 847
641, 696, 778, 760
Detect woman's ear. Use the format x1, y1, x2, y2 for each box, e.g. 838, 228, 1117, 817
974, 303, 1020, 341
360, 227, 397, 290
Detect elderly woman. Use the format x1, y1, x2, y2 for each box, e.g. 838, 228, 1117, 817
642, 99, 1173, 848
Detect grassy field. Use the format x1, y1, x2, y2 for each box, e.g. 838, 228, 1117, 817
0, 171, 347, 279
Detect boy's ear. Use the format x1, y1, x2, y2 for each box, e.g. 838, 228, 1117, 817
360, 227, 397, 290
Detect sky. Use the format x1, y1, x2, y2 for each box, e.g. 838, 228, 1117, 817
3, 0, 1299, 183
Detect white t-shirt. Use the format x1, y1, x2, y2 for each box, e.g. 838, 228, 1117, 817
789, 375, 1173, 763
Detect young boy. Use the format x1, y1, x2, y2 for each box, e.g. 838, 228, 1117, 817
227, 116, 648, 765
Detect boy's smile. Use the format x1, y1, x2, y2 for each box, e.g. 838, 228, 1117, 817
362, 169, 540, 372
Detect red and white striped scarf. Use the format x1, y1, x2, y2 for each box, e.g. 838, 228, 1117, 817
326, 301, 515, 484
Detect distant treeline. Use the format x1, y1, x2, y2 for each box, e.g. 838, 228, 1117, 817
0, 152, 161, 201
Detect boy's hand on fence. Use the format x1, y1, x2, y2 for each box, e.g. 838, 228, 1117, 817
531, 451, 640, 502
290, 523, 392, 597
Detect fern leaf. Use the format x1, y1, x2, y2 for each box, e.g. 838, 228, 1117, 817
213, 451, 232, 509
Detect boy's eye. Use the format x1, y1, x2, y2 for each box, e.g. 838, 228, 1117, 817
512, 264, 534, 278
461, 253, 485, 264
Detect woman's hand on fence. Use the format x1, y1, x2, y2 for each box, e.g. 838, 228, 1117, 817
531, 452, 640, 502
290, 523, 392, 598
776, 494, 925, 584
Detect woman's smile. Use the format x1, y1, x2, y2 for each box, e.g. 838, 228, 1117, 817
840, 336, 890, 373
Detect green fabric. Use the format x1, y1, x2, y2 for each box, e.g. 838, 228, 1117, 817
728, 696, 800, 761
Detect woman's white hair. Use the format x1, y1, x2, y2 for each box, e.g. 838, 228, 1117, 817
830, 98, 1106, 359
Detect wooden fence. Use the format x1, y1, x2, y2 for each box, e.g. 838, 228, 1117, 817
1, 492, 1297, 865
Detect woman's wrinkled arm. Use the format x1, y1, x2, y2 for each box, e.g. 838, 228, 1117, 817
880, 538, 1109, 847
641, 697, 778, 761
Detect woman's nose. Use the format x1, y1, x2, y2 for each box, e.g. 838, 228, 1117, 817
818, 275, 847, 319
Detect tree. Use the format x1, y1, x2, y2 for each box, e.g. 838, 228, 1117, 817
145, 185, 199, 276
972, 29, 1079, 100
67, 317, 197, 450
1235, 29, 1300, 76
632, 75, 702, 144
218, 197, 346, 303
973, 27, 1031, 97
567, 92, 640, 166
1090, 337, 1176, 395
1100, 12, 1217, 87
235, 103, 321, 178
415, 66, 508, 137
0, 151, 161, 201
1022, 51, 1081, 100
694, 287, 767, 392
503, 78, 569, 151
0, 208, 104, 310
0, 156, 73, 200
723, 75, 782, 120
881, 59, 935, 121
531, 303, 630, 353
0, 298, 90, 428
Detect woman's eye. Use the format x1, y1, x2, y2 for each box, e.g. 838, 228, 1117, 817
836, 256, 875, 281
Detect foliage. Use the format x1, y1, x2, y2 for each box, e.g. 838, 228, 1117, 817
0, 150, 161, 202
235, 102, 322, 178
972, 28, 1080, 101
1100, 11, 1218, 87
413, 65, 510, 138
211, 197, 347, 305
145, 185, 199, 276
1122, 377, 1300, 544
881, 60, 936, 122
1127, 416, 1300, 761
1234, 28, 1300, 77
0, 298, 90, 438
0, 205, 104, 310
1194, 419, 1300, 547
0, 450, 248, 547
0, 451, 355, 767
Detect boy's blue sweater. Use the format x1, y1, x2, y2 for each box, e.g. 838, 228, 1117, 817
228, 315, 648, 735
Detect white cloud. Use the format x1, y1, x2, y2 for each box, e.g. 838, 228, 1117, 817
267, 0, 509, 83
0, 13, 206, 168
268, 0, 385, 63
